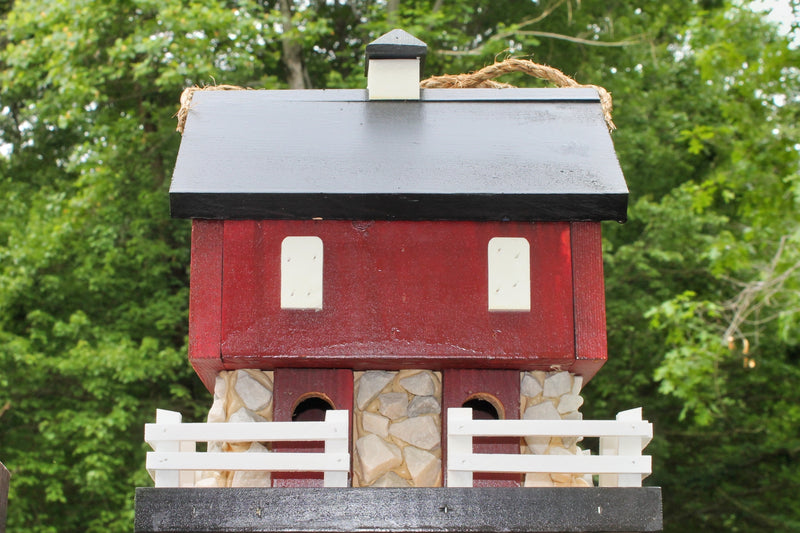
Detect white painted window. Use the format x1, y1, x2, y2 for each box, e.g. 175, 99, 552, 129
281, 236, 323, 310
487, 237, 531, 312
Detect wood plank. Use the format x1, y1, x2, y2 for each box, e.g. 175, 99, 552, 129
134, 487, 664, 533
323, 410, 350, 487
448, 453, 651, 475
145, 419, 349, 443
152, 410, 182, 488
570, 221, 607, 382
188, 220, 224, 391
220, 220, 575, 370
448, 419, 652, 439
146, 452, 350, 472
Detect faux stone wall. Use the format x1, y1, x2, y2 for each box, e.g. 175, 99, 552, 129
196, 369, 274, 488
353, 370, 443, 487
195, 368, 592, 489
520, 371, 593, 487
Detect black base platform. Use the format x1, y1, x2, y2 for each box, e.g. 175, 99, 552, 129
134, 487, 662, 533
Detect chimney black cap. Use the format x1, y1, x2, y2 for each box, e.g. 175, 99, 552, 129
365, 29, 427, 74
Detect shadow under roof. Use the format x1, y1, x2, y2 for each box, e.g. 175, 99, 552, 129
169, 88, 628, 222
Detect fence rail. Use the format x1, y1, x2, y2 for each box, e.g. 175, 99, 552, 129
144, 406, 652, 490
145, 409, 349, 488
447, 407, 653, 488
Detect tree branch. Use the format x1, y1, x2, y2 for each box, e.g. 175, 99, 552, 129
437, 0, 639, 56
722, 235, 800, 344
517, 30, 640, 47
439, 29, 640, 56
436, 0, 568, 56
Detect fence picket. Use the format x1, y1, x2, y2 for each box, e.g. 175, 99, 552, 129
152, 410, 181, 488
323, 410, 350, 487
615, 408, 645, 487
447, 408, 475, 487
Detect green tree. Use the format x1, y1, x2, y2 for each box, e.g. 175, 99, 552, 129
0, 1, 279, 529
1, 0, 798, 531
590, 4, 800, 530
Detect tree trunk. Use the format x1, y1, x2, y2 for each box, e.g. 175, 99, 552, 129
387, 0, 400, 25
278, 0, 310, 89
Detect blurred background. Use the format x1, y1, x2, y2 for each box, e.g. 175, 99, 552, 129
1, 0, 798, 531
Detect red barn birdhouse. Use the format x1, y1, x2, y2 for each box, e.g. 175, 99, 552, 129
168, 29, 628, 490
135, 30, 663, 533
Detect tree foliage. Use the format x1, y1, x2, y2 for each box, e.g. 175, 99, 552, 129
1, 0, 798, 531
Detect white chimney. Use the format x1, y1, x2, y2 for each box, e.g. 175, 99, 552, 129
366, 29, 427, 101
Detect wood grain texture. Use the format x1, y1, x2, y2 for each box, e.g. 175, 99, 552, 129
442, 370, 521, 487
134, 487, 664, 532
188, 220, 225, 390
272, 369, 353, 487
219, 220, 575, 370
570, 222, 607, 383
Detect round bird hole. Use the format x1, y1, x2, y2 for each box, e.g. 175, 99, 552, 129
462, 394, 504, 420
292, 394, 334, 422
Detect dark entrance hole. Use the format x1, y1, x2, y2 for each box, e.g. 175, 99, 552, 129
462, 397, 501, 420
292, 395, 334, 422
461, 394, 518, 486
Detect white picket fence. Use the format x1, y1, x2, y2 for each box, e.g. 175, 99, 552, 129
145, 406, 652, 489
144, 409, 350, 488
447, 407, 653, 487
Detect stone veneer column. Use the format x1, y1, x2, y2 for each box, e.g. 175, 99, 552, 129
520, 371, 593, 487
196, 369, 274, 488
353, 370, 443, 487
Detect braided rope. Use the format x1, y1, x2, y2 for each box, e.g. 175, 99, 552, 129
420, 58, 615, 131
176, 60, 614, 133
176, 84, 249, 134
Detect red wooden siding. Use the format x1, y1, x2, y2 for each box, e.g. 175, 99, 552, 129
188, 220, 608, 390
219, 220, 574, 370
271, 368, 354, 487
443, 370, 521, 487
569, 222, 607, 382
188, 220, 224, 391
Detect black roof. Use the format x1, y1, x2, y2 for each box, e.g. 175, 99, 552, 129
169, 88, 628, 221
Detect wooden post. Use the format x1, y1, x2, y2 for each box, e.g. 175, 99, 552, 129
598, 432, 618, 488
152, 410, 182, 488
615, 407, 645, 488
323, 410, 350, 488
179, 440, 196, 488
446, 408, 474, 487
0, 461, 9, 533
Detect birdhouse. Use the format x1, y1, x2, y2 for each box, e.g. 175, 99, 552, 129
136, 29, 662, 533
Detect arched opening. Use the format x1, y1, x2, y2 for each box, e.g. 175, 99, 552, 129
460, 393, 518, 486
462, 394, 504, 420
292, 394, 334, 422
